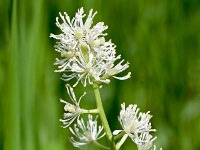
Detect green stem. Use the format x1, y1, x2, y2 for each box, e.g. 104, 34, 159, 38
93, 141, 110, 150
114, 131, 125, 141
116, 134, 128, 150
81, 108, 99, 114
93, 84, 116, 150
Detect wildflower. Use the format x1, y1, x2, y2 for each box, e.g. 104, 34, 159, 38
113, 103, 156, 143
61, 43, 111, 87
103, 56, 131, 80
60, 84, 86, 127
50, 7, 107, 50
50, 7, 131, 87
69, 115, 106, 147
135, 132, 157, 150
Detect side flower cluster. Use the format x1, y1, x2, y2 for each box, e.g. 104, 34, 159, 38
69, 115, 106, 147
114, 103, 160, 150
50, 7, 131, 87
59, 84, 85, 127
60, 84, 105, 148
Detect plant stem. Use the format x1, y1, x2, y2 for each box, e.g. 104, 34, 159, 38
81, 108, 99, 114
93, 84, 116, 150
93, 141, 110, 150
114, 131, 125, 141
116, 134, 128, 150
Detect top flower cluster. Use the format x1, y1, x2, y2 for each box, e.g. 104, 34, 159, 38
50, 7, 131, 87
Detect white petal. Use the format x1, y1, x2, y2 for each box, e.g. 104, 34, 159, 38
113, 72, 131, 80
113, 130, 123, 135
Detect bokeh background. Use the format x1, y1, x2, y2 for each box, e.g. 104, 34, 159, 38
1, 0, 200, 150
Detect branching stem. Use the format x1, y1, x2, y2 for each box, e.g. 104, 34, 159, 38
116, 134, 128, 150
93, 84, 116, 150
93, 141, 110, 150
114, 131, 126, 141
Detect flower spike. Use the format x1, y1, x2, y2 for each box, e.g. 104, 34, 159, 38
51, 7, 130, 87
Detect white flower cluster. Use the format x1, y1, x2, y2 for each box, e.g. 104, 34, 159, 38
69, 115, 105, 147
60, 85, 105, 147
60, 84, 85, 127
114, 103, 158, 150
51, 7, 161, 150
50, 7, 131, 87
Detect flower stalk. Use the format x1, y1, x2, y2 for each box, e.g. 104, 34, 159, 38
114, 131, 125, 141
116, 134, 128, 150
81, 108, 99, 114
93, 83, 116, 150
93, 141, 110, 150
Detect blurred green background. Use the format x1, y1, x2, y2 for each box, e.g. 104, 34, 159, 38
1, 0, 200, 150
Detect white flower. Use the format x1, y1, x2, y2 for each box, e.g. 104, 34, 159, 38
60, 43, 111, 87
135, 132, 157, 150
60, 84, 86, 127
113, 103, 156, 143
69, 115, 106, 147
50, 7, 107, 50
103, 56, 131, 80
51, 7, 131, 87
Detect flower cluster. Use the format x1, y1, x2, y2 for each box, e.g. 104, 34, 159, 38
69, 115, 105, 147
50, 7, 131, 87
114, 103, 158, 150
60, 84, 105, 147
60, 84, 85, 127
51, 7, 161, 150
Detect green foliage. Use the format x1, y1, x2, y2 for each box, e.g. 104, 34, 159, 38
1, 0, 200, 149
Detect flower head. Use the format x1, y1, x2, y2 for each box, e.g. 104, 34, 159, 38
50, 8, 107, 50
60, 84, 86, 127
69, 115, 106, 147
51, 7, 131, 87
113, 103, 156, 143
